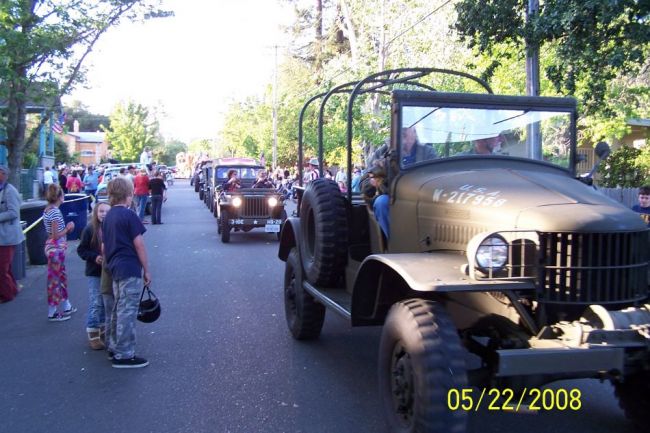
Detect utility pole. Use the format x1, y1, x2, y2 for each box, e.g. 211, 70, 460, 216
272, 44, 278, 170
526, 0, 542, 159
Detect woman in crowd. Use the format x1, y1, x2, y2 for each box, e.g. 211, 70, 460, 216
66, 170, 83, 193
43, 184, 76, 322
133, 168, 150, 223
77, 202, 110, 349
148, 170, 167, 225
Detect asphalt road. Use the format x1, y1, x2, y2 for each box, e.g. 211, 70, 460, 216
0, 180, 638, 433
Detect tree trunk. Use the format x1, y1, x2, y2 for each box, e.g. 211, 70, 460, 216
315, 0, 323, 79
338, 0, 359, 68
6, 69, 28, 189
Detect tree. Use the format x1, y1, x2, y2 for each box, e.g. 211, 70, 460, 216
156, 139, 187, 166
454, 0, 650, 116
103, 101, 162, 162
0, 0, 171, 186
64, 100, 110, 132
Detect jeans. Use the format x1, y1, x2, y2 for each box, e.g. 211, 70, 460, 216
135, 194, 148, 220
151, 194, 163, 224
85, 276, 105, 330
373, 194, 390, 239
109, 277, 141, 360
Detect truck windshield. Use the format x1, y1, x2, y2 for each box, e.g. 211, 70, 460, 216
400, 105, 573, 170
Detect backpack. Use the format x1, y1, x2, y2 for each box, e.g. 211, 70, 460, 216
69, 180, 79, 193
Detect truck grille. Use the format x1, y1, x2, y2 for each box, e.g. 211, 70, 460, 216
539, 231, 649, 305
241, 196, 269, 218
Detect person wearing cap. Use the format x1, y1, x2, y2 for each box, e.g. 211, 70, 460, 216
304, 158, 320, 184
0, 165, 25, 303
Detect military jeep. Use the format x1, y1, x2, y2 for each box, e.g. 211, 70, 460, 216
213, 157, 287, 243
278, 68, 650, 433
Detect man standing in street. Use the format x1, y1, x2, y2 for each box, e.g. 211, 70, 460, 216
0, 165, 26, 303
83, 167, 99, 211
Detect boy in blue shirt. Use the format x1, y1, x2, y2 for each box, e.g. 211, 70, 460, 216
103, 177, 152, 368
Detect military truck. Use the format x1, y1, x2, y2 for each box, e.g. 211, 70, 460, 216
213, 157, 287, 243
278, 68, 650, 433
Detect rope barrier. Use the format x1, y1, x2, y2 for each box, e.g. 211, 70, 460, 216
21, 195, 92, 234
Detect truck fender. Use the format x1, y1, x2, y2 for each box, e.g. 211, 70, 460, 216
350, 253, 535, 325
278, 217, 300, 262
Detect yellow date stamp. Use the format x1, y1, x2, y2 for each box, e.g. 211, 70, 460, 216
447, 388, 582, 412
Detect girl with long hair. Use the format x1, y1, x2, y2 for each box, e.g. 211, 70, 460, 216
77, 202, 111, 349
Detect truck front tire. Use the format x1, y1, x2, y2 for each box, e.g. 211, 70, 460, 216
379, 299, 468, 433
284, 248, 325, 340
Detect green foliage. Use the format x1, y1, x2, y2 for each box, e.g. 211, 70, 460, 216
598, 145, 648, 188
64, 101, 110, 132
103, 101, 162, 162
454, 0, 650, 116
0, 0, 169, 184
155, 139, 187, 166
54, 136, 71, 163
188, 139, 214, 156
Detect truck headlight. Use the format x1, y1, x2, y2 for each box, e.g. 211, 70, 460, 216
475, 236, 508, 271
268, 197, 278, 207
232, 196, 242, 207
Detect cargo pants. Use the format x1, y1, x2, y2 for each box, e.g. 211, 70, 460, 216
107, 277, 141, 360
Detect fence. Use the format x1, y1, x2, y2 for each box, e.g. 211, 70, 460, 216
597, 187, 639, 208
19, 168, 39, 200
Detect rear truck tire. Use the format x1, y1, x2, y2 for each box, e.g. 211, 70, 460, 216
614, 372, 650, 429
379, 299, 468, 433
194, 178, 199, 191
299, 179, 348, 286
221, 209, 231, 243
284, 248, 325, 340
276, 209, 288, 241
199, 188, 204, 201
213, 200, 219, 217
210, 196, 215, 213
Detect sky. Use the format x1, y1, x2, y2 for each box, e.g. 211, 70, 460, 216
64, 0, 294, 144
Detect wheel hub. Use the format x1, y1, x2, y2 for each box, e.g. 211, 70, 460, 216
390, 343, 414, 424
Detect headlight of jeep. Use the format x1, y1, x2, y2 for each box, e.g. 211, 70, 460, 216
475, 236, 508, 271
268, 196, 278, 207
232, 196, 242, 207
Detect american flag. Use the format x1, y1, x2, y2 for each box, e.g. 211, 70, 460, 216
52, 112, 66, 134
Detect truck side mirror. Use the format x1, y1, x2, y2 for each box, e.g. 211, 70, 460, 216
579, 141, 611, 184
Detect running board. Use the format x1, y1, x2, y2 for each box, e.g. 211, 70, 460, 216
303, 282, 352, 320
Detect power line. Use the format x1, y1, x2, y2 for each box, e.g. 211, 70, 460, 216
384, 0, 453, 49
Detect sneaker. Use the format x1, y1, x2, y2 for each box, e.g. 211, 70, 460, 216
112, 356, 149, 369
48, 313, 71, 322
63, 307, 77, 316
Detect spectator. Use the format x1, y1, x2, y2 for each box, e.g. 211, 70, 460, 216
631, 185, 650, 226
43, 184, 76, 321
133, 168, 150, 223
335, 166, 347, 184
77, 202, 110, 350
148, 171, 167, 225
83, 167, 99, 211
102, 177, 151, 368
43, 166, 55, 188
58, 168, 68, 193
351, 167, 362, 193
0, 165, 25, 303
66, 171, 83, 193
337, 180, 347, 193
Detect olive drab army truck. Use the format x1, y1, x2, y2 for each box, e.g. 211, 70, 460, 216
277, 68, 650, 433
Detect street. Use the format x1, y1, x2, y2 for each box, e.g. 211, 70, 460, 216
0, 180, 637, 433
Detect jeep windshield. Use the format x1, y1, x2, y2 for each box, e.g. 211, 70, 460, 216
399, 104, 574, 170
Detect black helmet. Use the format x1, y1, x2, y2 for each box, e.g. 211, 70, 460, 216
138, 286, 161, 323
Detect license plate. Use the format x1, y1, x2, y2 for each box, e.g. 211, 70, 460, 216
266, 219, 283, 225
265, 224, 281, 233
230, 219, 244, 225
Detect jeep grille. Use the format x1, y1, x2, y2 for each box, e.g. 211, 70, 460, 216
539, 231, 649, 305
240, 196, 269, 218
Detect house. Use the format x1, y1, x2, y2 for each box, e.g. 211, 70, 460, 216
62, 120, 109, 165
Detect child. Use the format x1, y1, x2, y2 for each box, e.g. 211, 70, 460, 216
43, 184, 76, 321
631, 185, 650, 227
102, 177, 152, 368
77, 202, 110, 350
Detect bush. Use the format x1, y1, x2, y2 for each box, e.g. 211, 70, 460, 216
598, 145, 647, 188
